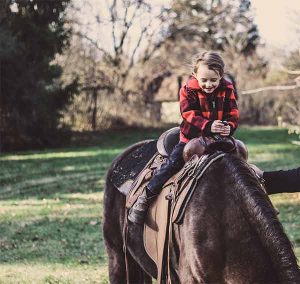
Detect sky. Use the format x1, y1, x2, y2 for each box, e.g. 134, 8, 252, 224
67, 0, 300, 57
9, 0, 300, 52
251, 0, 300, 51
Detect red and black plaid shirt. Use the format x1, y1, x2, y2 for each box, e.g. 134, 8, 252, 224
179, 76, 239, 143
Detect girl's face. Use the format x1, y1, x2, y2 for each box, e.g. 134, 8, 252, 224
194, 64, 221, 94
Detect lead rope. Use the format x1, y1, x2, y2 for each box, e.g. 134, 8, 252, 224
166, 188, 175, 284
123, 208, 130, 284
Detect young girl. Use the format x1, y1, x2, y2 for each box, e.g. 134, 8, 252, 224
128, 51, 239, 225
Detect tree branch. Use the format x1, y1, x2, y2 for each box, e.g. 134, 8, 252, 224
116, 1, 142, 56
110, 0, 118, 55
280, 65, 300, 75
128, 27, 147, 68
241, 84, 300, 95
74, 32, 113, 62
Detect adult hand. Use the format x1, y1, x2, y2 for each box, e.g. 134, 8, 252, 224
220, 125, 230, 136
211, 120, 224, 133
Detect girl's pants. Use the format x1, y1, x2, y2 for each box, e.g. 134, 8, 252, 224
147, 142, 186, 195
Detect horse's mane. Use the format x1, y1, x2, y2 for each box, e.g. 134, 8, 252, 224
224, 154, 300, 283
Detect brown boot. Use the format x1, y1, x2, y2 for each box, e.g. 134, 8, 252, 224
128, 189, 157, 225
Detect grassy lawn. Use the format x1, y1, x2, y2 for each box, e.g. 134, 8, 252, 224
0, 126, 300, 283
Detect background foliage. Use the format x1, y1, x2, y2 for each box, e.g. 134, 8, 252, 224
1, 0, 299, 151
0, 0, 78, 151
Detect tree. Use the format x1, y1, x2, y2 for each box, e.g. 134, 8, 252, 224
0, 0, 78, 151
59, 0, 170, 130
156, 0, 266, 89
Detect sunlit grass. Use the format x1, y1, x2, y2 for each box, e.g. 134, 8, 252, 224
0, 263, 108, 284
0, 147, 123, 161
0, 126, 300, 283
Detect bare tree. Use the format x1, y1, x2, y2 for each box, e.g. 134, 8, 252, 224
58, 0, 172, 129
70, 0, 168, 95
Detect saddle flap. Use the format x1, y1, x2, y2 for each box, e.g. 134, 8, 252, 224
118, 179, 134, 196
144, 186, 171, 282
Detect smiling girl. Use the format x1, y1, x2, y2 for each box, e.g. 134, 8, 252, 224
128, 50, 239, 225
180, 50, 239, 143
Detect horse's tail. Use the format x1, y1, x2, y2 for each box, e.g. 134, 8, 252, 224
225, 155, 300, 283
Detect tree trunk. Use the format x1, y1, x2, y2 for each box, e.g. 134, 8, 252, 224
92, 88, 98, 131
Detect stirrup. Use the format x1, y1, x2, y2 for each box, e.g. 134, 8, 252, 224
128, 190, 157, 225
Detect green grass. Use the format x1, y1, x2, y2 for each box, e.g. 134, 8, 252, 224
0, 126, 300, 283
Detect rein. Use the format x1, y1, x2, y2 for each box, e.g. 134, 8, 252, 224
200, 134, 237, 154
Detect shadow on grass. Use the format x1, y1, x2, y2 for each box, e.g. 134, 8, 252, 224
0, 215, 106, 265
0, 153, 116, 200
1, 127, 167, 156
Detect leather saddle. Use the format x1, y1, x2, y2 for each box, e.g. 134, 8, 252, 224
111, 127, 247, 196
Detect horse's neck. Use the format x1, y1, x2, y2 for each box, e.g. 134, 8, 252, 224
173, 157, 299, 283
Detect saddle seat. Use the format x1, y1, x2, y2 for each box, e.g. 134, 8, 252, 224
156, 126, 248, 162
156, 126, 180, 157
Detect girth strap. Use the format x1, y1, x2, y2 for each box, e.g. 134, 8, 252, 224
172, 152, 226, 224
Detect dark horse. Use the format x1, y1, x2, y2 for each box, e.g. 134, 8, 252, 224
103, 141, 300, 284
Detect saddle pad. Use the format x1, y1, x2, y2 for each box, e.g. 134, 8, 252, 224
110, 140, 157, 189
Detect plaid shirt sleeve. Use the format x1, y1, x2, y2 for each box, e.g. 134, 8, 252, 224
222, 88, 239, 133
179, 86, 210, 135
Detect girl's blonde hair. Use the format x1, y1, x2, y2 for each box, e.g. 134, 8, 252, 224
193, 51, 225, 77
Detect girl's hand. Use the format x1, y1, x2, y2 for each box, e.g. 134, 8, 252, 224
220, 125, 230, 136
211, 120, 224, 133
